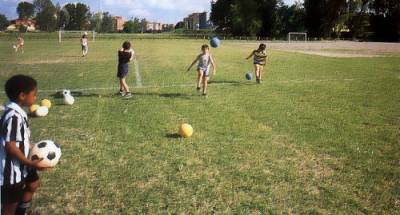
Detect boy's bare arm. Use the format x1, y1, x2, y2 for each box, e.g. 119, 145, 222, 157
246, 51, 255, 60
5, 141, 44, 169
187, 55, 200, 72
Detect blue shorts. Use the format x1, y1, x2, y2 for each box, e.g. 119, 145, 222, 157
198, 66, 209, 77
82, 45, 88, 52
117, 64, 129, 78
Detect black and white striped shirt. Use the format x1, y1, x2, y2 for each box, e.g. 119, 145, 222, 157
0, 102, 31, 186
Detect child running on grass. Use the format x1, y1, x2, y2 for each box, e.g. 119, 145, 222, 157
187, 44, 216, 96
13, 34, 24, 54
80, 32, 88, 57
1, 75, 46, 215
246, 43, 267, 84
117, 41, 135, 98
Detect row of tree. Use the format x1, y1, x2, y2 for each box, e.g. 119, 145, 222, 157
0, 0, 121, 33
211, 0, 400, 41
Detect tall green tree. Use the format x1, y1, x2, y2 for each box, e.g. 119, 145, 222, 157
100, 12, 114, 33
33, 0, 57, 31
210, 0, 234, 33
63, 3, 90, 30
275, 1, 306, 37
370, 0, 400, 41
0, 14, 9, 31
123, 18, 141, 33
140, 18, 147, 33
304, 0, 327, 37
230, 0, 262, 36
58, 7, 71, 29
17, 2, 35, 19
89, 12, 103, 32
258, 0, 279, 37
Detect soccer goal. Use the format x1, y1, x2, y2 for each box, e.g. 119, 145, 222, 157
288, 32, 307, 43
58, 30, 96, 43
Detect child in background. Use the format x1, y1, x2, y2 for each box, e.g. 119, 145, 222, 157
1, 75, 45, 215
117, 41, 135, 98
14, 34, 24, 54
187, 44, 216, 96
246, 43, 267, 84
80, 32, 88, 57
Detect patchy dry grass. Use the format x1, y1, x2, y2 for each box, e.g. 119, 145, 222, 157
0, 38, 399, 214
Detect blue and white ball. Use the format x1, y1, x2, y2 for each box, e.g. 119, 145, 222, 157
246, 72, 253, 81
210, 37, 221, 48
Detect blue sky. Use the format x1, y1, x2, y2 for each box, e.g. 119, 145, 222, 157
0, 0, 297, 24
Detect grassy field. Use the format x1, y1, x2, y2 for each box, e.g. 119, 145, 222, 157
0, 37, 399, 214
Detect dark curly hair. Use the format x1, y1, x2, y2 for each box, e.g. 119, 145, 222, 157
5, 75, 37, 101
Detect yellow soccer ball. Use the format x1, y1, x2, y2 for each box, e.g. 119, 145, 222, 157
29, 104, 40, 114
41, 99, 52, 109
179, 123, 193, 138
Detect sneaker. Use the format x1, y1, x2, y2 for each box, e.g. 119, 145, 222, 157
256, 79, 261, 84
202, 93, 208, 97
196, 87, 201, 92
124, 92, 133, 98
119, 90, 124, 96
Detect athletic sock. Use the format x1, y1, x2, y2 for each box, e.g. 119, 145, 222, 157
15, 201, 32, 215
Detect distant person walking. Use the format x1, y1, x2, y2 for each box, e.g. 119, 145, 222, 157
81, 32, 89, 57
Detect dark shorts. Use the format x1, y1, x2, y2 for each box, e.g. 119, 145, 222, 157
117, 64, 129, 79
1, 169, 39, 204
254, 61, 265, 66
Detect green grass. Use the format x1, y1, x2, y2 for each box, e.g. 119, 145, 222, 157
0, 37, 399, 214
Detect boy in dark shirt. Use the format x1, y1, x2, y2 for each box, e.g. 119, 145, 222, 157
117, 41, 135, 98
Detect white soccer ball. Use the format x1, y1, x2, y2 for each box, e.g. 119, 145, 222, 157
63, 90, 75, 105
13, 45, 16, 49
28, 140, 62, 168
36, 106, 49, 117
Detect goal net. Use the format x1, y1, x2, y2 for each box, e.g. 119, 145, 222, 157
288, 32, 307, 43
58, 30, 96, 43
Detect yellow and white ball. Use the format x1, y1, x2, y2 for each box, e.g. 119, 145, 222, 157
41, 99, 52, 109
29, 104, 40, 114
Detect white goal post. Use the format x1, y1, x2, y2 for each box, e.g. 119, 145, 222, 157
288, 32, 307, 43
58, 30, 96, 43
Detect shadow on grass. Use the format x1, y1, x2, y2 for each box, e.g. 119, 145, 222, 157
208, 80, 244, 86
49, 90, 195, 100
50, 91, 100, 99
131, 92, 193, 99
165, 133, 181, 139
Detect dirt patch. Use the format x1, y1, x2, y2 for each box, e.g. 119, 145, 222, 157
18, 59, 67, 65
238, 41, 400, 58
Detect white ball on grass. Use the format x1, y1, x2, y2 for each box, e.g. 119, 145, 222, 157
62, 90, 75, 105
36, 106, 49, 117
64, 95, 75, 105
